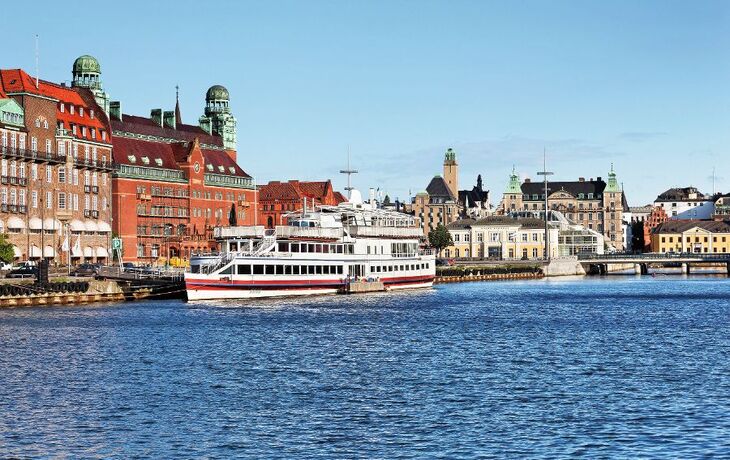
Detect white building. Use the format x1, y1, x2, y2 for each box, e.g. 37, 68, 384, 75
654, 187, 716, 220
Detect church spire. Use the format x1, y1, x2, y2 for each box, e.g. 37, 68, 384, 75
175, 84, 182, 125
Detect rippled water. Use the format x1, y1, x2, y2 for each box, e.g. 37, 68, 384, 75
1, 276, 729, 458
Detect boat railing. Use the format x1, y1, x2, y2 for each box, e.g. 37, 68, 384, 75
274, 226, 344, 239
348, 226, 423, 238
214, 226, 266, 239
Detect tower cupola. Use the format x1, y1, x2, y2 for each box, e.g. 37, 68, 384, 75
71, 55, 110, 115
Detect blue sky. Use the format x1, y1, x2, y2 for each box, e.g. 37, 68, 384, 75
5, 0, 729, 205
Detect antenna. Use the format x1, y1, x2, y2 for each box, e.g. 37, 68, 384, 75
35, 34, 39, 88
339, 146, 358, 198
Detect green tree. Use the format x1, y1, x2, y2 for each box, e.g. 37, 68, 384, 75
0, 234, 15, 264
428, 224, 453, 257
382, 194, 392, 206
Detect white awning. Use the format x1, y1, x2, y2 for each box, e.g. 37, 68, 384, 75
96, 246, 109, 257
12, 245, 21, 258
83, 246, 94, 257
44, 218, 61, 231
29, 245, 41, 257
7, 216, 25, 229
84, 220, 98, 232
70, 219, 85, 232
29, 217, 43, 230
43, 245, 55, 257
97, 221, 112, 233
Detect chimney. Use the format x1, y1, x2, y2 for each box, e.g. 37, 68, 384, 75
525, 178, 531, 183
110, 101, 122, 121
597, 176, 602, 182
163, 110, 176, 129
579, 177, 585, 182
150, 109, 163, 126
589, 178, 593, 182
199, 116, 212, 134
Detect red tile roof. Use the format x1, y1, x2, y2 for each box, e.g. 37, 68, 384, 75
202, 149, 251, 178
0, 68, 112, 145
111, 114, 224, 147
112, 136, 181, 170
259, 180, 346, 204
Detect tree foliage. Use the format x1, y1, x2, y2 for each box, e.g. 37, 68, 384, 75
0, 234, 15, 264
428, 224, 453, 256
382, 194, 392, 206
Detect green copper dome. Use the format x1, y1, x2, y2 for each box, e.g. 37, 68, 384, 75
206, 85, 229, 101
73, 55, 101, 74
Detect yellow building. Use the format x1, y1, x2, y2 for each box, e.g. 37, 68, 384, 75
651, 220, 730, 253
444, 216, 559, 260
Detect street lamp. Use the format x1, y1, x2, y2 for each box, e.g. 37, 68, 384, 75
536, 148, 553, 261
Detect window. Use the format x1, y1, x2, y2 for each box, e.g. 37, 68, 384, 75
79, 107, 84, 117
46, 166, 52, 183
45, 139, 51, 153
58, 167, 66, 183
58, 192, 66, 209
31, 137, 37, 151
31, 191, 37, 208
46, 191, 52, 209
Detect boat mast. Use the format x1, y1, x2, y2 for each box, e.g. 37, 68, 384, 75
339, 146, 358, 199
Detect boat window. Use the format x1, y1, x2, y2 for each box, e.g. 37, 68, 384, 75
315, 244, 322, 253
190, 265, 199, 273
220, 265, 232, 275
309, 222, 315, 228
308, 244, 315, 253
336, 245, 343, 254
277, 242, 288, 252
291, 243, 300, 252
276, 265, 284, 275
285, 265, 292, 275
347, 244, 354, 254
292, 266, 300, 275
322, 245, 329, 254
237, 265, 251, 275
315, 266, 322, 274
306, 265, 314, 274
265, 265, 275, 275
253, 265, 264, 275
367, 246, 371, 255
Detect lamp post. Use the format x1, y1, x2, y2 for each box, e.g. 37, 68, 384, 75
536, 148, 553, 261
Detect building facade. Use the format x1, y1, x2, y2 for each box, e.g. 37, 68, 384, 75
0, 64, 113, 264
412, 149, 462, 235
651, 220, 730, 254
257, 180, 346, 228
445, 216, 559, 260
501, 166, 626, 250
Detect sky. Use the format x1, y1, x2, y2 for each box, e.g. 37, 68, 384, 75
4, 0, 729, 206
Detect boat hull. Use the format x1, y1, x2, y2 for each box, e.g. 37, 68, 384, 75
184, 275, 434, 301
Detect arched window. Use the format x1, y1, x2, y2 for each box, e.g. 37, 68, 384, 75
267, 216, 273, 228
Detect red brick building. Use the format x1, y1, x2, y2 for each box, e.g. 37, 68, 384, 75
0, 65, 113, 264
110, 90, 256, 263
641, 206, 668, 252
258, 180, 346, 228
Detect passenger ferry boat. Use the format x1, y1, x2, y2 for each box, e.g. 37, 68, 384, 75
185, 191, 435, 301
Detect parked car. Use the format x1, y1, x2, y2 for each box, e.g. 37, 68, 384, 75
6, 266, 37, 279
0, 262, 13, 271
71, 263, 100, 277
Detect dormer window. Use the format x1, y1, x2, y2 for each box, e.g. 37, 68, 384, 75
206, 164, 213, 171
218, 165, 224, 173
72, 125, 77, 135
90, 110, 94, 119
155, 158, 163, 166
128, 155, 136, 163
60, 103, 65, 113
141, 156, 150, 165
228, 167, 235, 174
43, 120, 48, 129
91, 129, 96, 140
70, 105, 75, 115
35, 118, 40, 128
79, 107, 84, 117
81, 127, 87, 137
101, 131, 106, 141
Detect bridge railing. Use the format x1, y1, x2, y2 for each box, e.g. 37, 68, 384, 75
578, 252, 730, 261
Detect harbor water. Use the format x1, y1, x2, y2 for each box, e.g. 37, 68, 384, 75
1, 276, 729, 458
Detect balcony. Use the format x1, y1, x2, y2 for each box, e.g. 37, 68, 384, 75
83, 210, 99, 219
92, 186, 99, 194
17, 205, 26, 214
